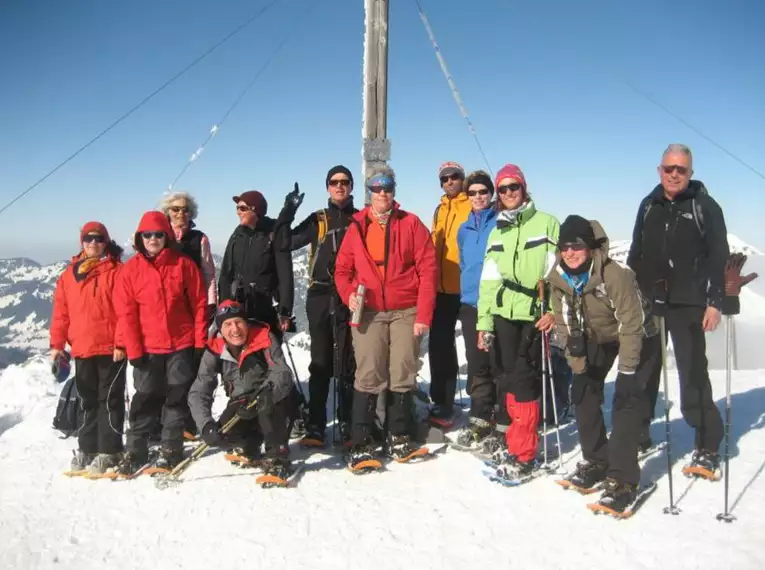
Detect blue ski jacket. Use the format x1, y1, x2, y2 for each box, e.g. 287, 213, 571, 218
457, 207, 497, 308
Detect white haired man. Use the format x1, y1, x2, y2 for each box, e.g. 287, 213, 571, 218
627, 144, 729, 479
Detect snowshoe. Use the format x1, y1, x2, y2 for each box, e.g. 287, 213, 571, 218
64, 450, 95, 477
224, 447, 264, 469
428, 405, 456, 430
682, 450, 722, 481
556, 460, 606, 494
389, 435, 431, 463
255, 454, 300, 488
484, 456, 539, 486
450, 418, 493, 451
347, 443, 383, 474
299, 427, 326, 449
587, 479, 657, 519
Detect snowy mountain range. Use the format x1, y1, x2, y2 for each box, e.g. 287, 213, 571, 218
0, 250, 310, 369
0, 234, 761, 369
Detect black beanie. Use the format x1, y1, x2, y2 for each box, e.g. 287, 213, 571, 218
465, 171, 494, 194
558, 215, 597, 249
326, 165, 354, 189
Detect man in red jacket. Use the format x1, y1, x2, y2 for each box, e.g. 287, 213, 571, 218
114, 211, 207, 474
334, 166, 438, 471
50, 221, 126, 475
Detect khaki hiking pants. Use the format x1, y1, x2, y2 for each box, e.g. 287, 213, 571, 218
351, 307, 421, 394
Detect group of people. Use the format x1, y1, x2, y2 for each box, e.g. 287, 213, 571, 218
51, 143, 753, 512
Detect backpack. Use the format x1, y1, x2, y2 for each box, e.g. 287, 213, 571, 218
52, 376, 83, 438
307, 209, 345, 286
642, 183, 708, 238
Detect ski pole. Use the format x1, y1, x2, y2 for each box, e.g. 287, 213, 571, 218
537, 280, 549, 468
543, 332, 564, 472
331, 298, 341, 446
154, 381, 273, 489
659, 316, 680, 515
716, 314, 736, 523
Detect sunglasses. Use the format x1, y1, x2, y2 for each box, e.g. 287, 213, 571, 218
141, 231, 166, 240
467, 188, 491, 197
329, 179, 351, 188
661, 165, 689, 175
497, 183, 523, 194
169, 206, 189, 214
439, 173, 463, 185
82, 234, 105, 244
368, 185, 395, 194
236, 204, 255, 213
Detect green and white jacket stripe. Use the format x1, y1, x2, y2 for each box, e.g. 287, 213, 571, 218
477, 201, 560, 330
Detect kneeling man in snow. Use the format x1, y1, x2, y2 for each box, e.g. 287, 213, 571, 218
188, 300, 295, 480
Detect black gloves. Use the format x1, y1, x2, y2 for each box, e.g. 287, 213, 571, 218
201, 421, 225, 447
285, 182, 304, 211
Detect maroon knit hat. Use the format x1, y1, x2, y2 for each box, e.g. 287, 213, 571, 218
232, 190, 268, 218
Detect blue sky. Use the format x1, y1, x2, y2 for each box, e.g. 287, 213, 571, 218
1, 0, 763, 263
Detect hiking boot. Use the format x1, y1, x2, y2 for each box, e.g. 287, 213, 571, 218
154, 447, 183, 471
495, 455, 536, 480
687, 449, 721, 479
596, 478, 638, 514
87, 453, 121, 475
70, 450, 96, 472
116, 450, 149, 476
388, 435, 422, 461
455, 417, 494, 449
261, 456, 293, 480
565, 460, 606, 490
347, 441, 378, 470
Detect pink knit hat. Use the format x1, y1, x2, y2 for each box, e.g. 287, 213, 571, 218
494, 164, 527, 194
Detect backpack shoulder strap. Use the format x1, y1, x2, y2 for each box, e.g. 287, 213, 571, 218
317, 209, 328, 244
308, 209, 328, 285
432, 204, 441, 229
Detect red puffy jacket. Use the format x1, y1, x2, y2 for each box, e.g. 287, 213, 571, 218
334, 203, 438, 326
50, 255, 122, 358
115, 212, 207, 360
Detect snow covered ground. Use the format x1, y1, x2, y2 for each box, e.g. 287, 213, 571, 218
1, 346, 764, 569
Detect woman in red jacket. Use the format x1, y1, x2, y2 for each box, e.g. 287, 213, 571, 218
51, 222, 126, 475
115, 211, 207, 474
334, 166, 438, 471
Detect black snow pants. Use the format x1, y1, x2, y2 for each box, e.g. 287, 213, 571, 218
305, 289, 355, 433
75, 355, 127, 455
642, 305, 724, 453
127, 348, 195, 455
572, 335, 658, 486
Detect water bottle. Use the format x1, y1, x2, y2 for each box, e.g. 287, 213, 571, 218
350, 283, 366, 327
